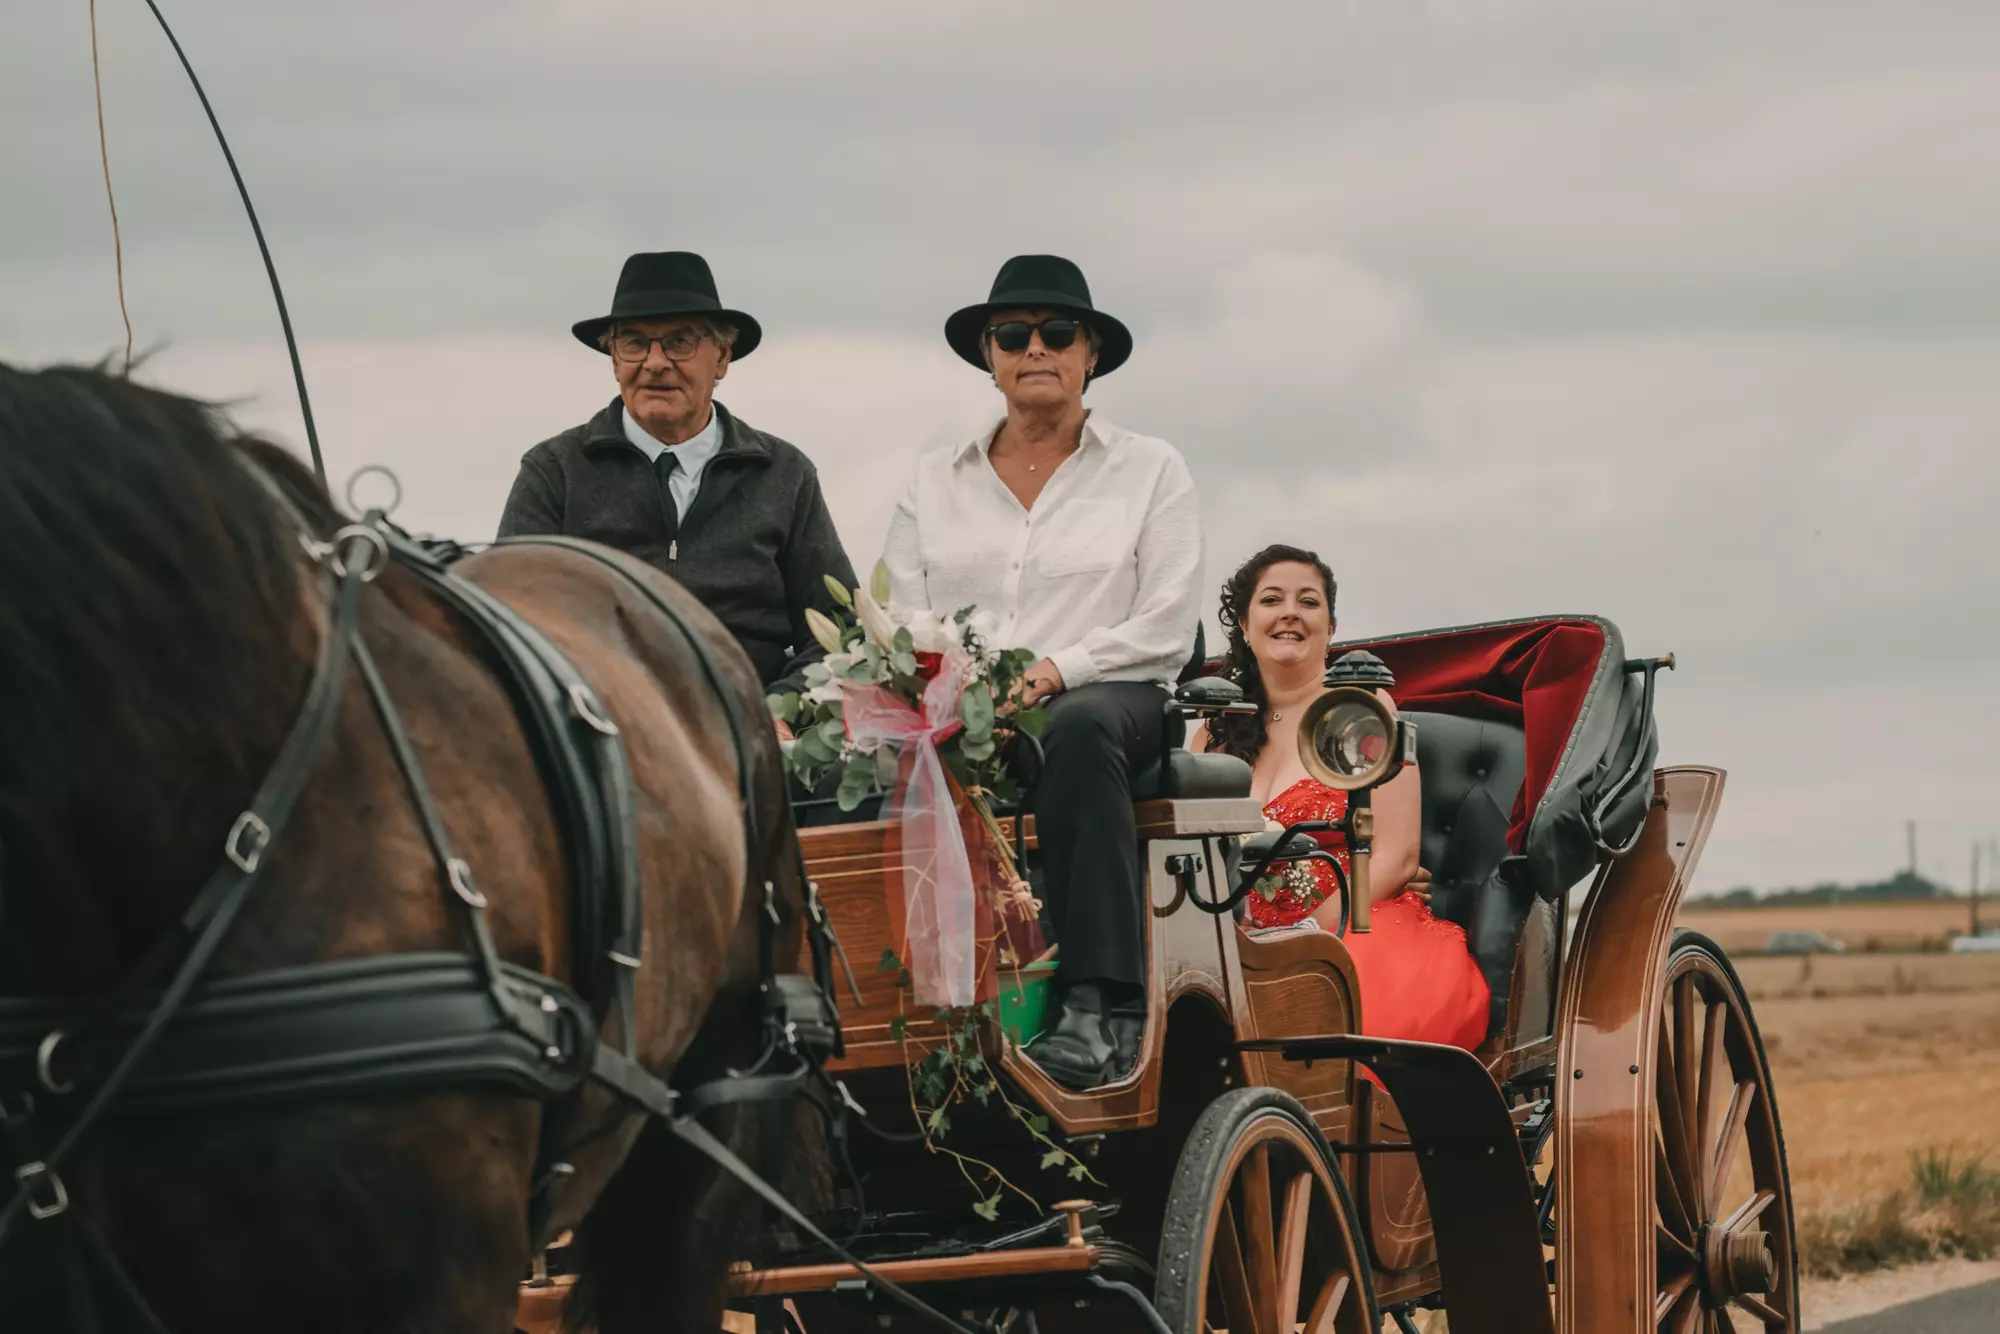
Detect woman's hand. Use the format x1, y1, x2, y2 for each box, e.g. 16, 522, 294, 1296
1406, 865, 1433, 909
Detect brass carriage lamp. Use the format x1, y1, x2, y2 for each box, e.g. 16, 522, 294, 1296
1296, 651, 1418, 934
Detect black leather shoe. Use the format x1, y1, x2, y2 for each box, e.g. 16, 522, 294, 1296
1107, 1005, 1145, 1081
1024, 984, 1117, 1090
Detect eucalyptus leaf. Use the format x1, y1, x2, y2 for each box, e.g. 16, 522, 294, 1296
873, 746, 900, 786
960, 735, 995, 763
961, 685, 995, 739
815, 718, 845, 749
1015, 706, 1051, 738
890, 649, 918, 677
803, 663, 831, 689
766, 692, 799, 723
892, 626, 915, 655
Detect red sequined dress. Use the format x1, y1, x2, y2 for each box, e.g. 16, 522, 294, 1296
1252, 777, 1490, 1052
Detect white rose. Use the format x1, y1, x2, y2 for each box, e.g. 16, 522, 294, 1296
907, 614, 959, 655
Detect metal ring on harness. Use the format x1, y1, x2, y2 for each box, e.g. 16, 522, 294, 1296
446, 858, 487, 909
13, 1161, 68, 1222
35, 1031, 73, 1096
225, 810, 272, 873
567, 683, 620, 736
329, 524, 391, 583
343, 464, 404, 517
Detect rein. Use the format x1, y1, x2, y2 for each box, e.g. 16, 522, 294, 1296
0, 504, 973, 1334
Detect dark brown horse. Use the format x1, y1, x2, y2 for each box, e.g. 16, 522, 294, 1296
0, 363, 808, 1332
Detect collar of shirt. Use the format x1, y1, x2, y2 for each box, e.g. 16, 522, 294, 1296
954, 410, 1106, 464
622, 403, 724, 474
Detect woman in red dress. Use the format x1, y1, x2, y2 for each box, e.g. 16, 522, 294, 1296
1192, 545, 1488, 1053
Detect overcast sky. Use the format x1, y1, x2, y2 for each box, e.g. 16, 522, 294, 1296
6, 2, 1997, 895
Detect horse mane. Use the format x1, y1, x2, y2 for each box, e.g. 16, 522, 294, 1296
0, 362, 326, 987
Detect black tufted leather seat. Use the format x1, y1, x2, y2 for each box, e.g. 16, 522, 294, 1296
1405, 711, 1528, 1038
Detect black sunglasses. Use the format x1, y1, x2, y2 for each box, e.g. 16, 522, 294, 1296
985, 318, 1086, 354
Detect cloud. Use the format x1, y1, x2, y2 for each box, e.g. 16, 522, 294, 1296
6, 1, 1998, 896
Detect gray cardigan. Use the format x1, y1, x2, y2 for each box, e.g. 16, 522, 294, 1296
498, 398, 857, 695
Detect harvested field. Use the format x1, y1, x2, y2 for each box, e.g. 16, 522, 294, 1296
1742, 950, 2000, 1287
1678, 898, 1986, 954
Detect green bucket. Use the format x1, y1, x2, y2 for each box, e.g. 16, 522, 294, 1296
996, 961, 1060, 1046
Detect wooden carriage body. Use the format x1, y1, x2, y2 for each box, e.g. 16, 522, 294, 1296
725, 616, 1799, 1334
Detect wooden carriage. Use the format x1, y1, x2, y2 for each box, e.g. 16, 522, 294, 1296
728, 615, 1797, 1334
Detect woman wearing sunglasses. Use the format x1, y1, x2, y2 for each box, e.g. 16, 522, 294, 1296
882, 254, 1204, 1090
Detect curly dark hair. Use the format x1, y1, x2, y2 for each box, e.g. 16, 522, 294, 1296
1206, 544, 1338, 765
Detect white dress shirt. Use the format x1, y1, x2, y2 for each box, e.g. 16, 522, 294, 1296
882, 414, 1204, 689
622, 404, 724, 517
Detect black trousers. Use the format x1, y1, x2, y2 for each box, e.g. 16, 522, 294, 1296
1033, 681, 1170, 992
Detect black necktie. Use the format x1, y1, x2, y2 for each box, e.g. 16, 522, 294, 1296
654, 450, 682, 541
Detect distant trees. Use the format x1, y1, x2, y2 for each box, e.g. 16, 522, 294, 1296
1702, 870, 1950, 908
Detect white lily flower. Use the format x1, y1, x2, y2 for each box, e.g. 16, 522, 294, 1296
855, 585, 899, 648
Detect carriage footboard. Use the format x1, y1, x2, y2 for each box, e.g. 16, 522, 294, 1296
1238, 1035, 1554, 1334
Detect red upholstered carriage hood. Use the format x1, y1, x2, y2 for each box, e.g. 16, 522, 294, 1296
1338, 618, 1608, 851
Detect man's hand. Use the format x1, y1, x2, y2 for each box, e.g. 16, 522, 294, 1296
1011, 658, 1066, 710
774, 719, 795, 743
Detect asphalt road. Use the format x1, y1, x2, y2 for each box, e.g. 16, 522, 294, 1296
1818, 1277, 2000, 1334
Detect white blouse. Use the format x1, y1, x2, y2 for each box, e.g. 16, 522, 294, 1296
882, 414, 1204, 689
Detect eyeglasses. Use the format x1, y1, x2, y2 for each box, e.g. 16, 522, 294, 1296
984, 318, 1086, 354
608, 329, 711, 363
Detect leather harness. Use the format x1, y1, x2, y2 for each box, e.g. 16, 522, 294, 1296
0, 506, 965, 1331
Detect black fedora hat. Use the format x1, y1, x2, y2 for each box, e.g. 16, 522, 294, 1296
571, 251, 763, 359
944, 255, 1132, 378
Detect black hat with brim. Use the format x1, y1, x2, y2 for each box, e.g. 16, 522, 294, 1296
944, 254, 1132, 378
572, 251, 763, 359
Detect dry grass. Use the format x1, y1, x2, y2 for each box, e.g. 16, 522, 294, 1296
1679, 898, 1986, 954
1740, 952, 2000, 1279
1798, 1148, 2000, 1275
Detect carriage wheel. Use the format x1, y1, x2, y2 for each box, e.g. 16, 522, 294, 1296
1653, 931, 1798, 1333
1154, 1088, 1377, 1334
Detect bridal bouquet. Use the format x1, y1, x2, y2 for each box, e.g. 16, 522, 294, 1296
768, 563, 1048, 1008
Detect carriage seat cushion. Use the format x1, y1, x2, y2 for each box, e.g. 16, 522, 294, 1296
1130, 748, 1254, 802
1406, 710, 1528, 1036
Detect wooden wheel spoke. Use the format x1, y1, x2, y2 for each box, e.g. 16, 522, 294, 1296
1274, 1170, 1313, 1330
1718, 1188, 1776, 1236
1304, 1271, 1349, 1334
1664, 1283, 1701, 1334
1674, 974, 1699, 1174
1696, 1000, 1727, 1174
1655, 1269, 1695, 1322
1707, 1081, 1758, 1213
1214, 1198, 1263, 1334
1238, 1145, 1279, 1334
1657, 1221, 1698, 1266
1731, 1292, 1787, 1326
1657, 1122, 1696, 1241
1657, 1013, 1702, 1217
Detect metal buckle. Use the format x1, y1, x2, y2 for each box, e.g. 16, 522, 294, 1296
447, 858, 488, 909
328, 523, 390, 582
226, 811, 272, 873
805, 881, 826, 924
568, 684, 620, 736
607, 950, 641, 969
762, 880, 781, 925
15, 1161, 68, 1221
36, 1030, 73, 1095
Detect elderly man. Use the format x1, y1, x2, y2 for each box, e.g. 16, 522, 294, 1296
499, 251, 855, 729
